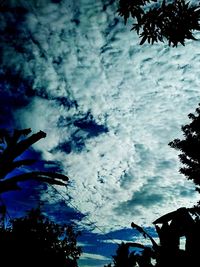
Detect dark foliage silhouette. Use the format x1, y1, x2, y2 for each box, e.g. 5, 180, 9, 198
118, 0, 200, 46
0, 128, 68, 194
169, 104, 200, 192
105, 206, 200, 267
105, 104, 200, 266
0, 207, 81, 267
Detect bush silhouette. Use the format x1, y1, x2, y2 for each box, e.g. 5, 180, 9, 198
0, 129, 81, 266
0, 207, 81, 267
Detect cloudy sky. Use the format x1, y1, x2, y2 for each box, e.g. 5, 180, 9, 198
1, 0, 200, 266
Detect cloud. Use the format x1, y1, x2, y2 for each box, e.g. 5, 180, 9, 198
1, 0, 200, 235
78, 252, 111, 267
80, 253, 110, 261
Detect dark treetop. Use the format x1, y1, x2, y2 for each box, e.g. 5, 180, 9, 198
118, 0, 200, 46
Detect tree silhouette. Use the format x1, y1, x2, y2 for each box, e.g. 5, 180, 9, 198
112, 242, 137, 267
105, 206, 200, 267
0, 128, 69, 194
0, 207, 81, 267
105, 104, 200, 266
118, 0, 200, 46
169, 104, 200, 192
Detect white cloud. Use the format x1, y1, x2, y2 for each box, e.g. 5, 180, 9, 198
2, 0, 200, 233
80, 253, 110, 261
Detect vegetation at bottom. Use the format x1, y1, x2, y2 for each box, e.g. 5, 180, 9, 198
0, 207, 81, 267
0, 128, 81, 266
104, 104, 200, 266
1, 105, 200, 267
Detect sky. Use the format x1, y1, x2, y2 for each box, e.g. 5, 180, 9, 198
1, 0, 200, 266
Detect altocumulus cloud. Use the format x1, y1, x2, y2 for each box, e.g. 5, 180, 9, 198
1, 0, 200, 232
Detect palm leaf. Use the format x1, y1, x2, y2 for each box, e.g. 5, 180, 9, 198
0, 172, 69, 193
131, 222, 158, 249
0, 129, 69, 194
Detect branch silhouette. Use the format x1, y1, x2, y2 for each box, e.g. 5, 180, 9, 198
0, 128, 69, 194
105, 104, 200, 267
118, 0, 200, 46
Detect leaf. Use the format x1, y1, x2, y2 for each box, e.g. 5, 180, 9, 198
140, 35, 147, 45
153, 207, 188, 224
0, 172, 69, 193
131, 222, 158, 249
